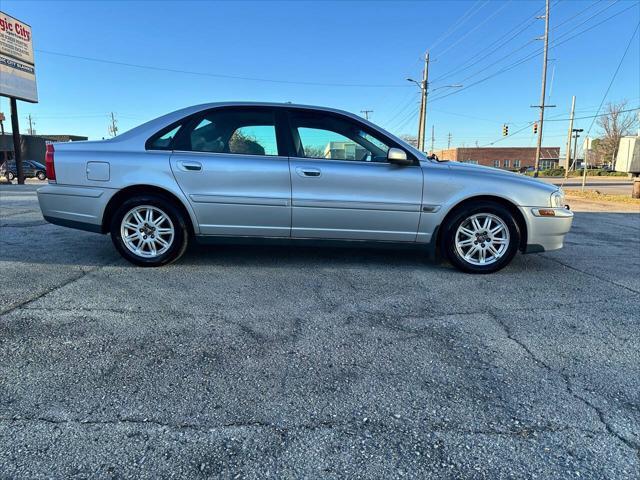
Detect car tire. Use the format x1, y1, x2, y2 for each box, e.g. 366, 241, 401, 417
110, 194, 189, 267
442, 201, 520, 274
6, 171, 15, 182
36, 171, 46, 180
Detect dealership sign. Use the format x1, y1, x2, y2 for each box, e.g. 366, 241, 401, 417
0, 11, 38, 103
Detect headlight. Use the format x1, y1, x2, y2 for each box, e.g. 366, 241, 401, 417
550, 189, 565, 207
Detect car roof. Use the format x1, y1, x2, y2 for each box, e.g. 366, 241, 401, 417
55, 101, 425, 159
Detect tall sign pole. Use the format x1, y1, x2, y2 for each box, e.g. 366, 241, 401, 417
533, 0, 550, 178
563, 96, 576, 178
9, 98, 23, 183
0, 11, 38, 184
0, 112, 7, 166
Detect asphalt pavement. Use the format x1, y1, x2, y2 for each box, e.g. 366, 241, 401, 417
1, 185, 639, 479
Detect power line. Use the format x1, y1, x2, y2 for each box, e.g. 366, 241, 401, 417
430, 3, 543, 84
385, 94, 421, 131
430, 0, 602, 85
35, 49, 411, 89
480, 107, 639, 147
393, 105, 421, 134
549, 107, 639, 123
384, 91, 420, 126
583, 23, 640, 138
433, 0, 623, 93
428, 0, 487, 52
433, 0, 513, 59
428, 1, 637, 104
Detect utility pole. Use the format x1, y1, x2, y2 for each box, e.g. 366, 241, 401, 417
571, 128, 583, 172
26, 114, 35, 135
447, 132, 452, 149
533, 0, 551, 178
407, 52, 461, 152
417, 51, 430, 152
563, 96, 576, 178
360, 110, 373, 120
108, 112, 118, 137
430, 125, 435, 153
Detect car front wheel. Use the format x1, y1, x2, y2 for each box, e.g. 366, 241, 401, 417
6, 171, 15, 182
442, 201, 520, 274
110, 195, 189, 267
36, 171, 46, 180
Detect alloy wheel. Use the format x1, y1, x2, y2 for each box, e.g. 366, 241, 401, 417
454, 213, 510, 266
120, 205, 175, 258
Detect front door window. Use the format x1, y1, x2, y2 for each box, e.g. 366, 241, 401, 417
290, 112, 391, 163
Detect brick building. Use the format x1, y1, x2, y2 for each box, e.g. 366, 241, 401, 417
432, 147, 560, 171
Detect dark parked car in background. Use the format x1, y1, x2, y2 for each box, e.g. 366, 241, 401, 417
1, 160, 47, 182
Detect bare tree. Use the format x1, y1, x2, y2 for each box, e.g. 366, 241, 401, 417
594, 100, 639, 164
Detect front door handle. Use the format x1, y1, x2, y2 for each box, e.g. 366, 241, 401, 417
178, 161, 202, 172
296, 167, 321, 177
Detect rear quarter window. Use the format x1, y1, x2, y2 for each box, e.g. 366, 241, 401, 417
146, 124, 184, 150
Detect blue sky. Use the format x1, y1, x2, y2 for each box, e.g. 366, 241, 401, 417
1, 0, 639, 153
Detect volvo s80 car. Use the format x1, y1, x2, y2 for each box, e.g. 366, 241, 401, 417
38, 102, 573, 273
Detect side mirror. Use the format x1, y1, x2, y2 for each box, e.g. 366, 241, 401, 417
387, 148, 412, 166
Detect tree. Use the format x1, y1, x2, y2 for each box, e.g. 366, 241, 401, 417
594, 100, 638, 165
229, 131, 265, 156
303, 145, 326, 158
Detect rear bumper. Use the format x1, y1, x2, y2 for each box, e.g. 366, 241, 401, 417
520, 206, 574, 253
37, 184, 115, 233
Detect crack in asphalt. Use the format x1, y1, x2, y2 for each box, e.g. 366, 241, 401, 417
0, 415, 604, 440
0, 261, 118, 317
0, 221, 49, 228
489, 311, 640, 456
0, 209, 37, 219
541, 255, 640, 295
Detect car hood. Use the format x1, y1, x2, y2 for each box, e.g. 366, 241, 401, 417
443, 160, 558, 193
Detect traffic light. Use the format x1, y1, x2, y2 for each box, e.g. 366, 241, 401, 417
533, 122, 538, 135
502, 124, 509, 136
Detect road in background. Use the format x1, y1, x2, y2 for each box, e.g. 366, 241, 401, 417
543, 177, 634, 195
1, 186, 639, 479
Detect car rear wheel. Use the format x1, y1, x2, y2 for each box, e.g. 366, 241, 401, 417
6, 171, 15, 181
442, 201, 520, 274
36, 171, 46, 180
110, 195, 189, 267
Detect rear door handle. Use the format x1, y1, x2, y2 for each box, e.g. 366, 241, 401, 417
178, 161, 202, 172
296, 167, 321, 177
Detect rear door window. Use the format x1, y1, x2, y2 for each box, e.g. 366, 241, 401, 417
182, 109, 280, 156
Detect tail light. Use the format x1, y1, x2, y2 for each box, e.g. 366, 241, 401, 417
45, 144, 56, 181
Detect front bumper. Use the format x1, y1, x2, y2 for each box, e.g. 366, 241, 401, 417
38, 184, 116, 233
520, 206, 574, 253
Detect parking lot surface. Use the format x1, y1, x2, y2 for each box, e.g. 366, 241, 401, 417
1, 185, 639, 479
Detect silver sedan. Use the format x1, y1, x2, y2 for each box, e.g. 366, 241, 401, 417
38, 102, 573, 273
